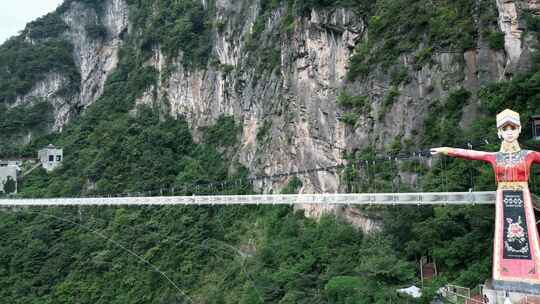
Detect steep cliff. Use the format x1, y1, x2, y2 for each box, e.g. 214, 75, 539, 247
3, 0, 540, 227
5, 0, 534, 178
0, 0, 128, 136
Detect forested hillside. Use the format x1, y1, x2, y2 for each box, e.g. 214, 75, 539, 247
2, 0, 540, 303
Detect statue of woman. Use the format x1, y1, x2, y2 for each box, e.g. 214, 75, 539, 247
431, 109, 540, 294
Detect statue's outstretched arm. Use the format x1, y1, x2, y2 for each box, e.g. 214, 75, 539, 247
430, 147, 495, 163
529, 150, 540, 164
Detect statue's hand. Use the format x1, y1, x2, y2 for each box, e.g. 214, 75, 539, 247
430, 147, 447, 155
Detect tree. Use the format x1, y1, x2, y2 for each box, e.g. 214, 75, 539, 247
3, 176, 16, 194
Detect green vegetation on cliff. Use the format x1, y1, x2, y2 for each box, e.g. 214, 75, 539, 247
0, 13, 78, 104
347, 0, 500, 80
0, 101, 54, 156
129, 0, 213, 68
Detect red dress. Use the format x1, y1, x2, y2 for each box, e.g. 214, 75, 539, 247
447, 148, 540, 293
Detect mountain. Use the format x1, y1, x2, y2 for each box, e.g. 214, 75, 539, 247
1, 0, 540, 302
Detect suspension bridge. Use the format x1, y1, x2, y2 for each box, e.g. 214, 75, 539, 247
0, 191, 498, 206
3, 139, 540, 207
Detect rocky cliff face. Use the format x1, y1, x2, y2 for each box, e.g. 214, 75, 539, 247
135, 0, 534, 194
63, 0, 128, 108
11, 0, 128, 131
14, 73, 70, 132
496, 0, 540, 75
9, 0, 540, 231
141, 5, 358, 192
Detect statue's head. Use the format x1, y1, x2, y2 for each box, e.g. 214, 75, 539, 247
496, 109, 521, 143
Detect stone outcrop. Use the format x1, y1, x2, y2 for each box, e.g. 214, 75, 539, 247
62, 0, 128, 108
496, 0, 540, 75
14, 73, 71, 131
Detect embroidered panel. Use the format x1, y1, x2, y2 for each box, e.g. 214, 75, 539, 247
503, 190, 531, 260
496, 150, 528, 166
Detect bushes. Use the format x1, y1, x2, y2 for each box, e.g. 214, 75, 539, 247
347, 55, 370, 80
0, 101, 54, 135
0, 101, 54, 156
85, 23, 107, 39
383, 86, 400, 107
128, 0, 213, 68
477, 70, 540, 142
18, 105, 244, 197
347, 0, 477, 80
422, 88, 471, 146
2, 177, 16, 194
0, 10, 79, 103
256, 120, 272, 142
0, 38, 79, 103
487, 31, 505, 50
23, 13, 68, 40
524, 11, 540, 32
258, 48, 282, 73
390, 65, 410, 85
337, 92, 368, 108
201, 115, 241, 147
219, 63, 235, 74
415, 47, 434, 67
324, 276, 363, 303
338, 92, 370, 128
280, 177, 303, 194
340, 112, 358, 126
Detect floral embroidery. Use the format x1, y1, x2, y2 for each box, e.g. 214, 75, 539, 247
505, 216, 529, 254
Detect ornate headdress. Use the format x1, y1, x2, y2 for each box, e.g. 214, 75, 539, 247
496, 109, 521, 128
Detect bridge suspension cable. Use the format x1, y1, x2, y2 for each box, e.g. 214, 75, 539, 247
4, 137, 513, 201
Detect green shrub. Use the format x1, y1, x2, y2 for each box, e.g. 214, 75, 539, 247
415, 47, 434, 67
340, 112, 358, 126
260, 48, 281, 73
129, 0, 213, 68
219, 64, 235, 74
215, 20, 226, 32
337, 92, 368, 108
85, 23, 107, 39
525, 11, 540, 32
347, 0, 478, 77
2, 177, 16, 194
390, 65, 410, 85
487, 31, 505, 50
383, 86, 400, 107
201, 115, 241, 147
281, 177, 303, 194
422, 88, 471, 146
347, 57, 370, 80
324, 276, 363, 303
0, 100, 54, 155
256, 120, 272, 142
0, 32, 79, 103
23, 13, 68, 40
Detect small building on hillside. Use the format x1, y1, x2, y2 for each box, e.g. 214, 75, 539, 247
532, 115, 540, 140
38, 144, 63, 172
0, 165, 20, 194
0, 159, 22, 167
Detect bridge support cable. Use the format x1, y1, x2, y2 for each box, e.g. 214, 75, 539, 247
15, 209, 194, 303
